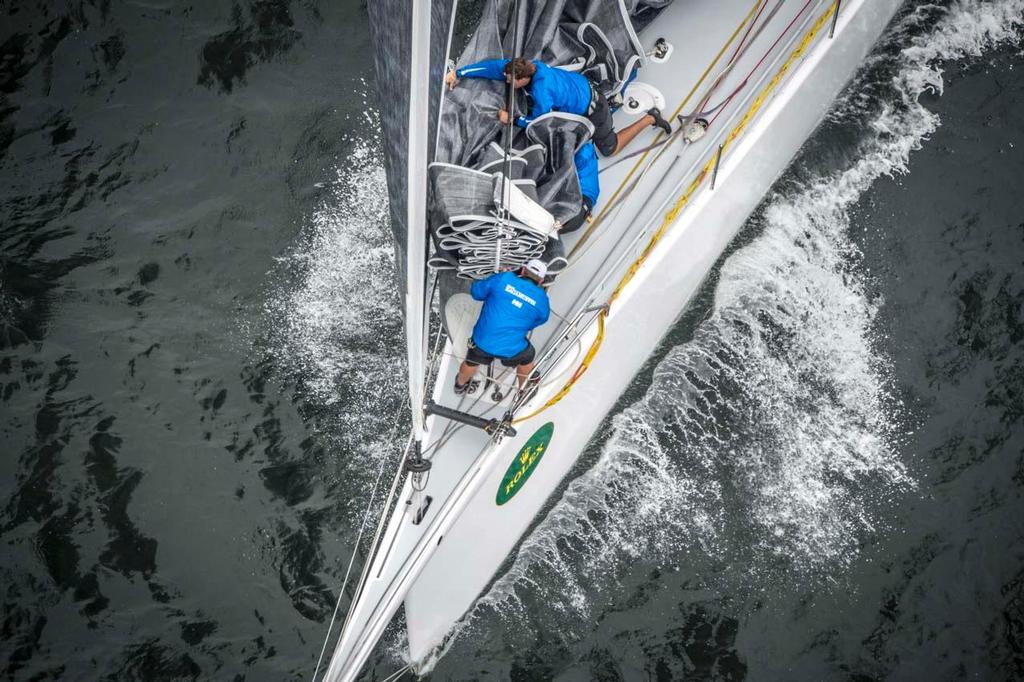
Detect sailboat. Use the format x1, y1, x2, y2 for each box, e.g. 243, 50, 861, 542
317, 0, 904, 679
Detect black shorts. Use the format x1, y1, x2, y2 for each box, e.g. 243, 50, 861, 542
465, 338, 536, 367
587, 90, 617, 157
561, 195, 594, 234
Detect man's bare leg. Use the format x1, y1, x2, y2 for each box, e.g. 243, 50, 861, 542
516, 361, 536, 388
456, 361, 478, 387
611, 114, 655, 155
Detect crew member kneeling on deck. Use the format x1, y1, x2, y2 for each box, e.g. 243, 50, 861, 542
455, 259, 551, 395
446, 57, 670, 157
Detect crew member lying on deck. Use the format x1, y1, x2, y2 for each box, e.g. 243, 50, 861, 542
446, 57, 670, 157
455, 259, 551, 395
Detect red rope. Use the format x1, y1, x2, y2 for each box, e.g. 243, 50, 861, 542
709, 0, 816, 126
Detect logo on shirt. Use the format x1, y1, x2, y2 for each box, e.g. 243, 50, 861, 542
496, 422, 554, 506
504, 283, 537, 306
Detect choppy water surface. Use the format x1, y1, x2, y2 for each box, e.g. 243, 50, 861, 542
2, 1, 1023, 680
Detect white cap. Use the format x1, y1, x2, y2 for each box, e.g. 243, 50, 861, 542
524, 259, 548, 280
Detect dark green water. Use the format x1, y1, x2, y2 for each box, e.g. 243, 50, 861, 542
2, 1, 1022, 681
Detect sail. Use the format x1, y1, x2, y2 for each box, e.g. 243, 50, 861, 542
405, 1, 431, 434
367, 0, 454, 431
366, 0, 454, 284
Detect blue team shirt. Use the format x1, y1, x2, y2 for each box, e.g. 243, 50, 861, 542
470, 271, 550, 357
456, 59, 593, 128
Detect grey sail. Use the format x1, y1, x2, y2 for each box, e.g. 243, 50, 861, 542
367, 0, 455, 291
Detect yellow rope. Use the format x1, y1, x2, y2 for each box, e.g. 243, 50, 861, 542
515, 1, 838, 425
567, 0, 765, 260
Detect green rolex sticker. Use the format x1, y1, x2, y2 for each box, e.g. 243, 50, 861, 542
496, 422, 554, 506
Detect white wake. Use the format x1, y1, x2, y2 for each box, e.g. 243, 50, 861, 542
262, 133, 406, 492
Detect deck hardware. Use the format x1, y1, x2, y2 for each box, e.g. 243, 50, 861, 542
710, 143, 724, 190
424, 400, 518, 438
404, 440, 432, 474
682, 117, 709, 144
829, 0, 842, 39
411, 495, 433, 525
648, 38, 673, 63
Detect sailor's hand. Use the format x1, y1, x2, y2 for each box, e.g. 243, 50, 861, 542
498, 109, 510, 125
445, 69, 457, 90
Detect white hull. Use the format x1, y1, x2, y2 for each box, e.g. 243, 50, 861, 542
324, 0, 904, 679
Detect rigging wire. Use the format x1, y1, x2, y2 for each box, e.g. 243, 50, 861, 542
380, 664, 412, 682
310, 418, 407, 682
707, 0, 813, 126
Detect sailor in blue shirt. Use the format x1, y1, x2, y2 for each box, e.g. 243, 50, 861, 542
447, 57, 671, 157
455, 259, 551, 394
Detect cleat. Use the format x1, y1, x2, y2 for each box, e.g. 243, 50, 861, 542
680, 116, 709, 143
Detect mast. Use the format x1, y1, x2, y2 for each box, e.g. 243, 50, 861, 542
406, 0, 431, 439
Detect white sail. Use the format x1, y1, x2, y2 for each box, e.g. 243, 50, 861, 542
405, 0, 431, 436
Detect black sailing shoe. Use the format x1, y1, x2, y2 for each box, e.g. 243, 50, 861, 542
454, 377, 479, 396
648, 107, 672, 135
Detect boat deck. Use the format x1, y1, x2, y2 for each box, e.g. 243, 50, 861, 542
404, 0, 838, 656
426, 0, 833, 436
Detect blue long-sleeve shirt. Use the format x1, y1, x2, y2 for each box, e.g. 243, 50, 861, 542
469, 271, 550, 357
456, 58, 593, 128
574, 142, 600, 205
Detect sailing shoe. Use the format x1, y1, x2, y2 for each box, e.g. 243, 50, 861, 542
454, 378, 479, 396
648, 107, 672, 135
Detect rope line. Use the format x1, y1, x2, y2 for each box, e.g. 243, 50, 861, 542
380, 664, 412, 682
514, 1, 839, 425
567, 0, 765, 260
310, 418, 407, 682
